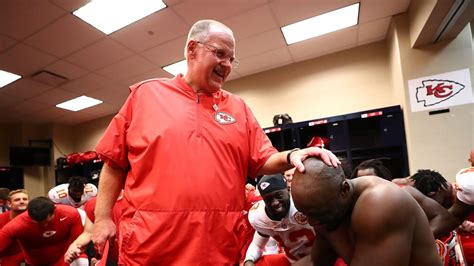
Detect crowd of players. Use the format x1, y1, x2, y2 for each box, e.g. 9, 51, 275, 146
0, 149, 472, 265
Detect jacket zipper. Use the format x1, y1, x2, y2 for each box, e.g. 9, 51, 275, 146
196, 92, 202, 137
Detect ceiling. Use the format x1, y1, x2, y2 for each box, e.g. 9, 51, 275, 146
0, 0, 413, 125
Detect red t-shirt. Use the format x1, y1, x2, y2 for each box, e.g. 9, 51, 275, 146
0, 211, 11, 228
0, 205, 83, 265
0, 211, 25, 265
95, 75, 277, 264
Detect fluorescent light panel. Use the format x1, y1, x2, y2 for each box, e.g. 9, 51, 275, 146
281, 3, 360, 45
0, 70, 21, 87
56, 96, 103, 112
73, 0, 167, 35
162, 60, 187, 76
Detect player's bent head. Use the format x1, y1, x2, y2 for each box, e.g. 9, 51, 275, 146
350, 158, 392, 180
68, 176, 87, 202
28, 196, 55, 223
291, 157, 349, 230
68, 176, 87, 191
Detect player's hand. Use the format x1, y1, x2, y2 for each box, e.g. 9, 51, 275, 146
64, 243, 82, 263
460, 220, 474, 232
243, 260, 255, 266
290, 147, 340, 172
92, 218, 116, 254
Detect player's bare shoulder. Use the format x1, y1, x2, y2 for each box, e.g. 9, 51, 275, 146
352, 176, 417, 233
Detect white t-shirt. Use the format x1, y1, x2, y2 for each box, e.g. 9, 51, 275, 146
248, 197, 315, 263
48, 183, 97, 208
456, 167, 474, 205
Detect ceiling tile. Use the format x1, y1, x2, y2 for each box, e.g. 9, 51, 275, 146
0, 0, 420, 126
358, 17, 392, 44
0, 1, 66, 40
51, 102, 118, 125
359, 0, 411, 23
236, 47, 292, 76
1, 78, 53, 99
65, 38, 134, 71
0, 108, 32, 124
288, 27, 358, 61
34, 106, 70, 121
111, 8, 189, 52
44, 60, 88, 80
96, 56, 157, 80
270, 0, 356, 26
0, 92, 23, 109
10, 100, 49, 114
61, 73, 110, 94
223, 5, 278, 41
87, 87, 130, 107
142, 36, 188, 67
0, 43, 57, 76
49, 0, 90, 12
236, 29, 287, 59
163, 0, 185, 7
30, 88, 79, 105
120, 68, 173, 88
172, 0, 269, 25
0, 34, 16, 53
76, 102, 117, 116
25, 15, 105, 57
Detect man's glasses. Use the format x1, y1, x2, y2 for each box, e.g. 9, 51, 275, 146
196, 41, 239, 68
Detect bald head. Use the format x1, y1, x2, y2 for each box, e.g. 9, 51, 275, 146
292, 158, 345, 209
291, 157, 350, 229
293, 157, 345, 192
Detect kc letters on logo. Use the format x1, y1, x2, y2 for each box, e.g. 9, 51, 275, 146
408, 69, 473, 112
416, 79, 464, 107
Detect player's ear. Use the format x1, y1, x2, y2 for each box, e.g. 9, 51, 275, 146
427, 191, 437, 196
340, 180, 350, 196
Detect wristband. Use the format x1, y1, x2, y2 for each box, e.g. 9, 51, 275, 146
286, 148, 300, 167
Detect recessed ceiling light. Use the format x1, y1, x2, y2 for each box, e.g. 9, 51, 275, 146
56, 95, 103, 112
0, 70, 21, 88
162, 60, 187, 76
281, 3, 360, 45
73, 0, 167, 35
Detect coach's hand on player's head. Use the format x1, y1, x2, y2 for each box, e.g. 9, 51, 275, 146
290, 147, 340, 173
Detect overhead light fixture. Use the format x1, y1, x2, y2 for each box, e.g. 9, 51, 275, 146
0, 70, 21, 88
56, 95, 103, 111
73, 0, 167, 35
281, 3, 360, 45
162, 60, 187, 76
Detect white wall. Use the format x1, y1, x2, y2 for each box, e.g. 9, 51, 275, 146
226, 41, 397, 128
392, 14, 474, 180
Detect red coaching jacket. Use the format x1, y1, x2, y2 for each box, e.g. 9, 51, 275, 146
96, 75, 276, 264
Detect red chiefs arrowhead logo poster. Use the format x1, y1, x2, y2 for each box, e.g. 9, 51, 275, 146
408, 69, 473, 112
